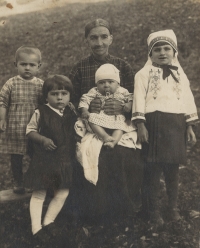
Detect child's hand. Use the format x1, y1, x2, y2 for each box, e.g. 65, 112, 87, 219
187, 125, 196, 146
41, 137, 57, 151
0, 120, 7, 132
137, 122, 149, 143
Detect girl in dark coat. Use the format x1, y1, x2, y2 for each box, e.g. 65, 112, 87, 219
25, 75, 77, 240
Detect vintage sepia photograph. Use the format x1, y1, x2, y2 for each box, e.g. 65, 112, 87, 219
0, 0, 199, 247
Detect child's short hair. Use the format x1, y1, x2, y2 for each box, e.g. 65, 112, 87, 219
15, 45, 42, 62
42, 75, 73, 102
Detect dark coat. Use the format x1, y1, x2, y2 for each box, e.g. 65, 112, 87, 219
25, 105, 77, 191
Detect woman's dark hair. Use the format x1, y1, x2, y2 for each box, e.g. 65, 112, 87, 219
149, 41, 176, 56
85, 18, 112, 38
42, 75, 73, 103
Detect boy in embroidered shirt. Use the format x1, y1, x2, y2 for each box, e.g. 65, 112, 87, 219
132, 30, 198, 227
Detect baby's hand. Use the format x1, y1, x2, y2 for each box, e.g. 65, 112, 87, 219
123, 101, 132, 113
41, 137, 57, 151
0, 120, 7, 132
81, 109, 90, 119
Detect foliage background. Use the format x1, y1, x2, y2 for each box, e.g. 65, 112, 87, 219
0, 0, 200, 247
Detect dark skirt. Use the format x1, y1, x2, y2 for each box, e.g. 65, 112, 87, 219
67, 145, 144, 222
25, 145, 73, 191
142, 111, 187, 164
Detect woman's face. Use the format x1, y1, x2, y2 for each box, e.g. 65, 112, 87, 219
86, 26, 113, 59
151, 44, 174, 65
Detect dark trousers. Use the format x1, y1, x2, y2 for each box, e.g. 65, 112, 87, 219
142, 163, 179, 214
10, 154, 24, 184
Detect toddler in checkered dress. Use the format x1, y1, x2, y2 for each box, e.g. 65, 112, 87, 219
79, 64, 134, 148
0, 46, 43, 194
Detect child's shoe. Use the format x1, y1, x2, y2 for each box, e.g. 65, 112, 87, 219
168, 208, 181, 221
149, 210, 164, 229
13, 182, 25, 194
43, 223, 68, 247
44, 222, 62, 238
25, 187, 33, 193
33, 228, 51, 246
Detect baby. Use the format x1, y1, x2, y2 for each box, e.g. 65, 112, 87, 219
79, 63, 133, 148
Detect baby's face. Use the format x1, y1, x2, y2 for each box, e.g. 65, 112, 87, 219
15, 52, 41, 80
97, 79, 119, 95
151, 44, 174, 65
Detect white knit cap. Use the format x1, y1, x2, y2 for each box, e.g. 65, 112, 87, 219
147, 29, 178, 55
95, 64, 120, 84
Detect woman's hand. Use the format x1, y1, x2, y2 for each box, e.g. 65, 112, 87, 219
41, 137, 57, 151
104, 98, 123, 115
186, 125, 196, 146
89, 97, 102, 114
137, 122, 149, 143
0, 119, 7, 132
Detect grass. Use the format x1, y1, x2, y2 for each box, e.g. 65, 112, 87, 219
0, 0, 200, 247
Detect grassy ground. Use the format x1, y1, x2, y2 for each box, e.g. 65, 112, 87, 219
0, 0, 200, 247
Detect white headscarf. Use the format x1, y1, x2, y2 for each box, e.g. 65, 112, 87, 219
145, 29, 189, 84
147, 29, 178, 55
145, 29, 181, 68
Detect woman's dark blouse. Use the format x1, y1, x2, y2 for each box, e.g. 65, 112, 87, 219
69, 54, 134, 106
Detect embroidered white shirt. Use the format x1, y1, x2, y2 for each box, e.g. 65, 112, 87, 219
132, 64, 198, 122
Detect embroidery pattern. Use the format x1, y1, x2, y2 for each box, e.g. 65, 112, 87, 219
132, 112, 145, 118
185, 113, 198, 120
149, 69, 161, 99
148, 36, 177, 54
172, 71, 181, 99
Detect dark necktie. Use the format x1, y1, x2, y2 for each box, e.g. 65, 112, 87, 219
152, 62, 179, 82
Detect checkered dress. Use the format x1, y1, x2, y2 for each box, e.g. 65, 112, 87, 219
0, 76, 43, 154
79, 87, 134, 132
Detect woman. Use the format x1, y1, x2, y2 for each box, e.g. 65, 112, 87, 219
69, 19, 143, 223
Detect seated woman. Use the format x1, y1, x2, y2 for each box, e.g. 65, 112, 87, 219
69, 19, 144, 223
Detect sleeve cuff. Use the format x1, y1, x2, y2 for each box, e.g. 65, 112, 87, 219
131, 112, 145, 121
185, 113, 198, 122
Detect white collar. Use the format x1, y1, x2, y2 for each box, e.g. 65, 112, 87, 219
46, 103, 64, 116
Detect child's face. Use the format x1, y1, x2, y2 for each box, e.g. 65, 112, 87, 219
15, 52, 41, 80
151, 44, 174, 65
46, 88, 70, 110
97, 79, 119, 95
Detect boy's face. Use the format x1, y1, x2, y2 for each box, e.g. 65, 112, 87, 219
46, 89, 70, 111
151, 44, 174, 65
87, 26, 113, 58
15, 52, 41, 80
97, 79, 119, 95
